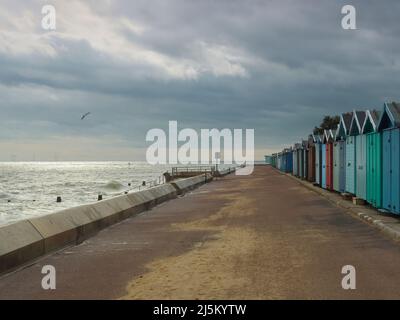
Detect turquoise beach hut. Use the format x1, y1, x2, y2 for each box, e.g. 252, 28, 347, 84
363, 109, 382, 208
377, 102, 400, 214
333, 127, 341, 192
349, 110, 367, 200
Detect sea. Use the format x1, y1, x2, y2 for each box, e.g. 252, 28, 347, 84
0, 161, 174, 226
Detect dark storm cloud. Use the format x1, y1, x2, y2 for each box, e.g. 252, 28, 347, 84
0, 0, 399, 159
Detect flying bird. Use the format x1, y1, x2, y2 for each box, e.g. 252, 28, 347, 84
81, 112, 91, 120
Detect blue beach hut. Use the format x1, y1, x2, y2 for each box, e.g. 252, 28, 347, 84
314, 135, 322, 186
335, 112, 352, 193
363, 109, 382, 208
350, 110, 367, 199
377, 102, 400, 214
292, 145, 298, 176
302, 140, 308, 179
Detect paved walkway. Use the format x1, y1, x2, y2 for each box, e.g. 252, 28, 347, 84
1, 165, 400, 299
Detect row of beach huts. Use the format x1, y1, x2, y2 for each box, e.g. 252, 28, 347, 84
269, 102, 400, 215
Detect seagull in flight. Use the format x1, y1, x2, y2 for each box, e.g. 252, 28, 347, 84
81, 112, 91, 120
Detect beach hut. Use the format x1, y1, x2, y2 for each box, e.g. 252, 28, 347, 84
302, 140, 308, 179
282, 148, 293, 173
345, 111, 358, 195
377, 102, 400, 214
271, 153, 277, 168
363, 109, 382, 208
324, 130, 334, 190
315, 135, 322, 186
288, 148, 293, 173
307, 135, 316, 182
321, 134, 327, 189
279, 152, 284, 172
280, 151, 285, 171
277, 152, 281, 171
335, 113, 353, 193
298, 143, 304, 178
350, 111, 367, 200
291, 149, 296, 175
296, 143, 302, 177
333, 127, 340, 192
292, 146, 298, 176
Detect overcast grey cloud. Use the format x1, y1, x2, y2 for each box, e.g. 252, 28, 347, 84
0, 0, 399, 160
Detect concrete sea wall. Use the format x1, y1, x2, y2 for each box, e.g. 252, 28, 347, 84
0, 174, 218, 275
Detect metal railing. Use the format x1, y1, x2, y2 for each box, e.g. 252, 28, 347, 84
171, 165, 216, 176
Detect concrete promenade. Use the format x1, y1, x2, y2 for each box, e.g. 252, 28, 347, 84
1, 165, 400, 299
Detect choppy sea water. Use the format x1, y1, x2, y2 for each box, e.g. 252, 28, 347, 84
0, 162, 174, 226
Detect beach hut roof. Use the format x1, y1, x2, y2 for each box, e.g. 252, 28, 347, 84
323, 129, 334, 142
349, 110, 367, 135
362, 109, 381, 134
333, 126, 340, 141
377, 102, 400, 130
308, 134, 316, 145
337, 112, 353, 139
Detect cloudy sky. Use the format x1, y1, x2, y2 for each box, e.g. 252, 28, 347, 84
0, 0, 399, 161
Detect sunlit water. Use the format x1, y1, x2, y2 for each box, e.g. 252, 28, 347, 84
0, 162, 174, 226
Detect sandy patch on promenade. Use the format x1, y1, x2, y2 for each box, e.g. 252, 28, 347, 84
120, 186, 310, 299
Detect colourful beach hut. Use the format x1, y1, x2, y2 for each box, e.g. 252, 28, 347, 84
321, 134, 327, 189
277, 152, 282, 171
298, 143, 304, 178
293, 143, 301, 177
345, 111, 358, 195
335, 113, 352, 193
302, 140, 308, 179
315, 135, 322, 186
377, 102, 400, 214
325, 129, 334, 190
350, 111, 367, 200
307, 135, 316, 182
280, 152, 285, 171
283, 148, 293, 173
271, 153, 277, 168
363, 109, 382, 208
292, 147, 297, 176
333, 127, 340, 192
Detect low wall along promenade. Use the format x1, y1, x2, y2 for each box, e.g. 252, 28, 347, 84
0, 172, 231, 275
